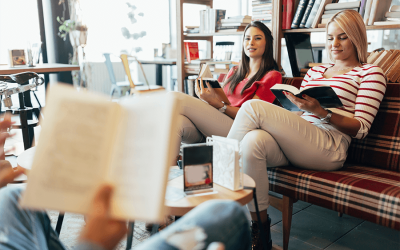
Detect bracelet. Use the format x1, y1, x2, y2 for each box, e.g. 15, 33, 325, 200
320, 109, 333, 123
218, 102, 227, 113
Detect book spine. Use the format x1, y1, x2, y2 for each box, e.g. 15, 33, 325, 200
300, 0, 316, 28
291, 0, 309, 28
305, 0, 322, 28
359, 0, 367, 17
363, 0, 373, 24
282, 0, 287, 30
286, 0, 295, 29
368, 0, 379, 25
391, 5, 400, 12
385, 11, 400, 18
215, 10, 226, 31
325, 1, 361, 11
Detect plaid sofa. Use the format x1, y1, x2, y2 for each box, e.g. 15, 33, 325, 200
267, 78, 400, 249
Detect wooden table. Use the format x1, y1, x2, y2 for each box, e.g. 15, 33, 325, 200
138, 58, 176, 86
0, 63, 80, 75
165, 174, 255, 216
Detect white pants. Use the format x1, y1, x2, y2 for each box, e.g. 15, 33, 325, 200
169, 91, 234, 166
227, 100, 350, 212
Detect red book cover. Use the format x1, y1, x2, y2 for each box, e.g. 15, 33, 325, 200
184, 42, 199, 63
282, 0, 287, 30
286, 0, 295, 29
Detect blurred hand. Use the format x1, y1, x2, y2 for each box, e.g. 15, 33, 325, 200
195, 78, 224, 109
0, 113, 13, 160
284, 92, 326, 117
0, 167, 25, 188
79, 184, 127, 250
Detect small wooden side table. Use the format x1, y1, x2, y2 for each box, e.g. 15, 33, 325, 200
165, 174, 255, 216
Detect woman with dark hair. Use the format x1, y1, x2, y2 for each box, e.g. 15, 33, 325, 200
169, 21, 281, 166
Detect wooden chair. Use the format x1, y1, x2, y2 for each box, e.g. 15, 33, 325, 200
119, 54, 165, 95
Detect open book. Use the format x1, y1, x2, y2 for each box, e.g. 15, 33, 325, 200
20, 84, 178, 222
270, 84, 343, 111
198, 64, 231, 105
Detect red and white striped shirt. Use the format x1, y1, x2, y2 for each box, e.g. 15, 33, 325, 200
300, 63, 387, 139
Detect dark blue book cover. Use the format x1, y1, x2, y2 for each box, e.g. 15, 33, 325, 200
291, 0, 310, 28
271, 84, 343, 111
300, 0, 316, 28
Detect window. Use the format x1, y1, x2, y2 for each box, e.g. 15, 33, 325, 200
0, 0, 41, 64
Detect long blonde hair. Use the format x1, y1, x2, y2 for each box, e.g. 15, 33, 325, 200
326, 10, 368, 63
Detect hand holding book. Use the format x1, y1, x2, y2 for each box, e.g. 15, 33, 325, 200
284, 91, 329, 118
270, 84, 343, 111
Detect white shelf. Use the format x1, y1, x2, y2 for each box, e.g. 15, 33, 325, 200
184, 31, 244, 37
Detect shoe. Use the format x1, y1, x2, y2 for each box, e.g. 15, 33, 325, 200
145, 215, 175, 232
251, 216, 272, 250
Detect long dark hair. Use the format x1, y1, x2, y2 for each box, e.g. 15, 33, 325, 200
224, 21, 279, 95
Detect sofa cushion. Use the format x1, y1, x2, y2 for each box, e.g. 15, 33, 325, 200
268, 165, 400, 230
345, 82, 400, 172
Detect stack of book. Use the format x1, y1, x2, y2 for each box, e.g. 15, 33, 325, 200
218, 15, 251, 32
185, 26, 199, 34
252, 0, 273, 26
374, 4, 400, 25
367, 49, 400, 83
318, 1, 361, 28
199, 9, 226, 33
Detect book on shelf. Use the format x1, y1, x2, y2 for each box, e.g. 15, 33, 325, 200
221, 23, 250, 27
221, 17, 251, 23
359, 0, 368, 17
198, 64, 231, 105
299, 0, 316, 28
304, 0, 323, 28
252, 5, 273, 11
228, 15, 252, 19
363, 0, 374, 24
368, 0, 380, 25
324, 8, 358, 14
199, 9, 226, 33
325, 1, 361, 11
390, 5, 400, 12
184, 42, 199, 63
270, 84, 343, 111
20, 84, 179, 222
373, 20, 400, 25
320, 18, 330, 24
312, 0, 333, 28
217, 26, 246, 32
371, 0, 392, 24
283, 0, 288, 29
317, 23, 326, 28
385, 11, 400, 18
291, 0, 309, 29
284, 0, 298, 29
252, 0, 272, 7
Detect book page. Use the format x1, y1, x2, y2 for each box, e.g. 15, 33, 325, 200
107, 92, 179, 222
20, 84, 122, 214
271, 84, 301, 95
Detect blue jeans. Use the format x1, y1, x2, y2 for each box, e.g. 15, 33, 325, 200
0, 186, 250, 250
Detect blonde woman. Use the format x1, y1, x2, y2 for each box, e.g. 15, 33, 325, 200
227, 10, 387, 249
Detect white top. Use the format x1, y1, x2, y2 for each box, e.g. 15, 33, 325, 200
300, 63, 387, 140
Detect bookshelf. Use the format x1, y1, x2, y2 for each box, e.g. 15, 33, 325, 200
176, 0, 257, 92
272, 0, 400, 80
